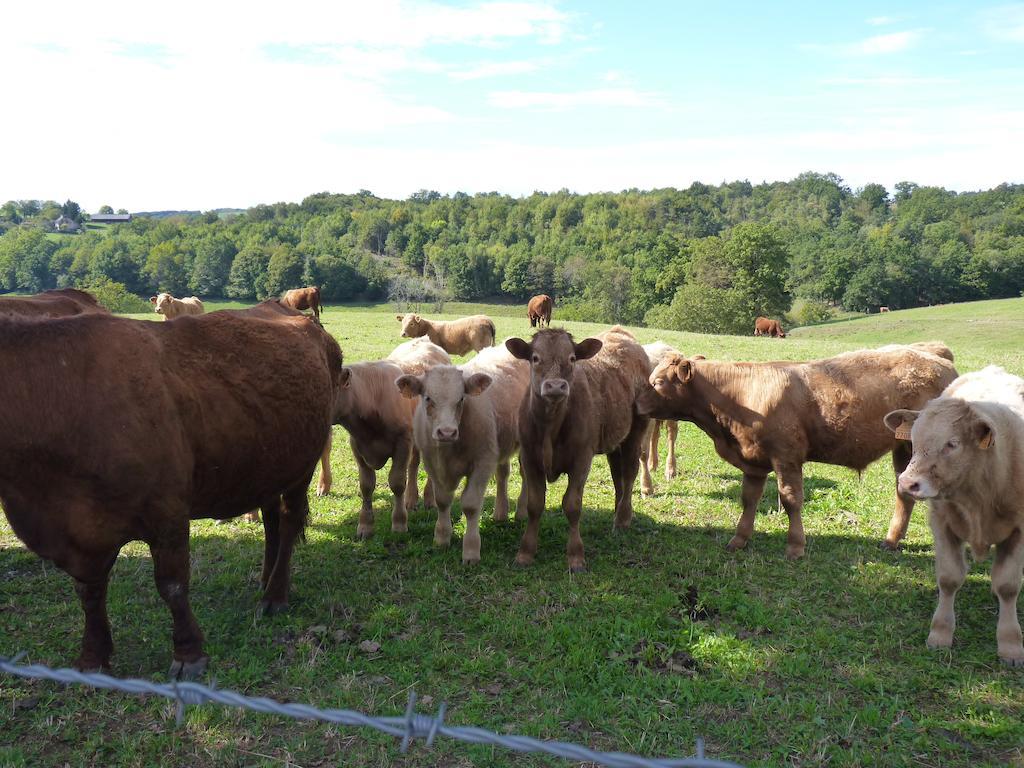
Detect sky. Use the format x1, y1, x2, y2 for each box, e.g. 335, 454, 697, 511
3, 1, 1024, 211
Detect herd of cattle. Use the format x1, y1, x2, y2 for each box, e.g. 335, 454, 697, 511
0, 287, 1022, 680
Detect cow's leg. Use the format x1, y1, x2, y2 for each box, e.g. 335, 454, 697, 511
493, 460, 511, 522
927, 517, 967, 651
727, 472, 768, 552
613, 414, 648, 529
260, 497, 281, 590
774, 463, 806, 559
639, 422, 655, 497
664, 420, 678, 480
562, 462, 593, 573
150, 528, 207, 679
316, 431, 333, 497
514, 460, 528, 522
515, 454, 547, 566
71, 551, 117, 672
404, 445, 421, 512
388, 440, 411, 533
883, 442, 916, 550
992, 529, 1024, 666
353, 445, 377, 540
261, 485, 309, 615
433, 481, 456, 548
460, 466, 491, 564
608, 448, 625, 508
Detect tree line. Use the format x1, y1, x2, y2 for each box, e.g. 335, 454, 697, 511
1, 173, 1022, 332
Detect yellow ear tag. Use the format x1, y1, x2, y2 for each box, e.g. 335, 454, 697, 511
894, 424, 913, 441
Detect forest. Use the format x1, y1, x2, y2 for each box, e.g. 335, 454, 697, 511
1, 173, 1022, 333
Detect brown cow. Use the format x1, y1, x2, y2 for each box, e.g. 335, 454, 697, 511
0, 288, 108, 318
505, 326, 651, 572
318, 337, 451, 539
636, 342, 958, 558
0, 310, 342, 677
753, 316, 785, 338
397, 313, 495, 355
396, 346, 530, 563
885, 366, 1024, 666
150, 292, 204, 319
527, 294, 553, 327
639, 341, 681, 496
280, 286, 322, 321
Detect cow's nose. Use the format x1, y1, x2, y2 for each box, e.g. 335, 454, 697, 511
541, 379, 569, 399
435, 427, 458, 441
899, 477, 920, 496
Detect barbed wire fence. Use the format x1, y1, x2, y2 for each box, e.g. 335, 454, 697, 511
1, 653, 747, 768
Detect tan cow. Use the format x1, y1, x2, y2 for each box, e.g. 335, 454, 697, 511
320, 338, 451, 538
150, 292, 204, 319
885, 366, 1024, 666
396, 345, 530, 563
527, 294, 553, 327
397, 313, 495, 355
640, 341, 682, 496
636, 342, 958, 558
506, 326, 651, 572
280, 286, 322, 321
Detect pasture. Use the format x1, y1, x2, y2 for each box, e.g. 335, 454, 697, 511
1, 298, 1023, 767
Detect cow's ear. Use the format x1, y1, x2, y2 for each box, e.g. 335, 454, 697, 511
395, 374, 423, 399
464, 373, 492, 396
150, 296, 157, 304
884, 409, 919, 440
676, 359, 695, 383
396, 314, 404, 322
505, 337, 531, 360
339, 368, 352, 389
575, 338, 603, 361
973, 416, 995, 450
692, 354, 707, 361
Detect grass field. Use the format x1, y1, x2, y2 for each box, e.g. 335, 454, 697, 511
2, 298, 1023, 767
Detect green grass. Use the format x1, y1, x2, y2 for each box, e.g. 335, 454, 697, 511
2, 299, 1023, 767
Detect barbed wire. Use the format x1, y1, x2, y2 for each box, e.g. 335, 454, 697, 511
1, 653, 746, 768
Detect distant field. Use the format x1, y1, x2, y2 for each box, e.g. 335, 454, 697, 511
2, 297, 1023, 767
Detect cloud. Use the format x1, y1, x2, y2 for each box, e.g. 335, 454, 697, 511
822, 76, 959, 87
866, 16, 897, 26
802, 29, 923, 56
488, 88, 664, 109
449, 60, 541, 80
982, 4, 1024, 41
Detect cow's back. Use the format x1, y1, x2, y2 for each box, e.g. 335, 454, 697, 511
0, 288, 107, 318
576, 326, 651, 454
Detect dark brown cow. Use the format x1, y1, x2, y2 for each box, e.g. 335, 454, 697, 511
280, 286, 322, 320
527, 294, 553, 327
0, 288, 108, 318
636, 343, 957, 558
0, 310, 342, 677
753, 316, 785, 338
506, 326, 651, 572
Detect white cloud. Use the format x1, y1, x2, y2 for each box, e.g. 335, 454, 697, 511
802, 29, 924, 57
982, 4, 1024, 41
866, 15, 897, 26
822, 76, 959, 87
488, 88, 664, 109
449, 60, 541, 80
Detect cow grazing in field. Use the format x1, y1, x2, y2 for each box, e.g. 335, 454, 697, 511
280, 286, 322, 321
319, 337, 451, 539
150, 292, 204, 319
0, 310, 342, 677
396, 313, 496, 355
885, 366, 1024, 666
396, 345, 530, 563
527, 294, 553, 327
636, 342, 958, 558
754, 317, 786, 338
0, 288, 108, 318
879, 306, 891, 313
505, 326, 651, 572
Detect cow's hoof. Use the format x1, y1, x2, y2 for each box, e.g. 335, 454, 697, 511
568, 562, 588, 574
391, 522, 408, 534
784, 545, 805, 560
513, 553, 534, 568
74, 660, 112, 675
260, 599, 289, 617
169, 655, 209, 681
926, 632, 952, 650
725, 537, 747, 553
462, 556, 480, 566
316, 485, 330, 498
355, 526, 374, 540
999, 653, 1024, 667
879, 539, 900, 552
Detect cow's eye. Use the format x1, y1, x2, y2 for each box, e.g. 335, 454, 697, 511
654, 378, 666, 388
946, 439, 959, 450
569, 355, 576, 364
532, 354, 540, 364
424, 396, 431, 405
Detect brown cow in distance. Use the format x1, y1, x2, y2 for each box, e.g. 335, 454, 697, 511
280, 286, 322, 321
0, 288, 108, 318
527, 294, 553, 327
0, 310, 342, 677
636, 342, 957, 558
754, 316, 785, 338
885, 366, 1024, 666
506, 326, 651, 572
397, 313, 496, 355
